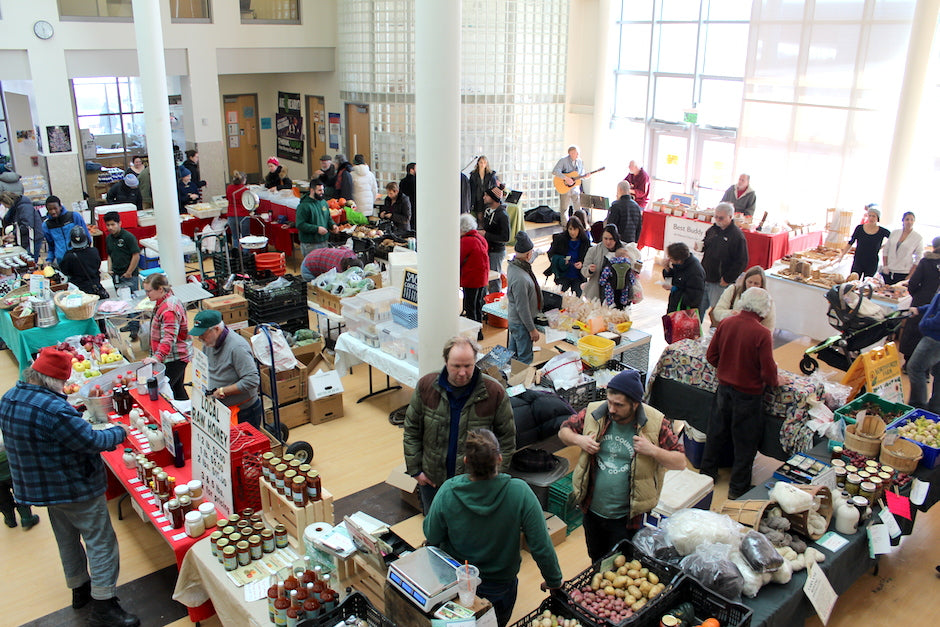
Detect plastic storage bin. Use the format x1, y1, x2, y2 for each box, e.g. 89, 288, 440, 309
95, 203, 138, 231
646, 468, 714, 526
356, 286, 399, 321
578, 334, 615, 368
835, 392, 912, 426
886, 409, 940, 469
376, 320, 409, 360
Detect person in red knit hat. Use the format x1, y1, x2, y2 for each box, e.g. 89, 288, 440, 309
0, 347, 138, 626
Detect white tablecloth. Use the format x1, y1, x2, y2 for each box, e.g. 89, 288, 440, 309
334, 332, 420, 389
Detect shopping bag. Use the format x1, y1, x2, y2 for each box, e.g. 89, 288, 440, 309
662, 309, 702, 343
250, 327, 298, 372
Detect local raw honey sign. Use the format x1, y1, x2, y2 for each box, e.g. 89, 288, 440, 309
190, 386, 234, 517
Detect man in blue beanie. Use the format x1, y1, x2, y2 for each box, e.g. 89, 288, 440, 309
560, 369, 686, 560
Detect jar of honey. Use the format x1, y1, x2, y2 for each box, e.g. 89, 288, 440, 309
261, 529, 275, 553
249, 535, 263, 560
274, 524, 289, 549
222, 546, 237, 571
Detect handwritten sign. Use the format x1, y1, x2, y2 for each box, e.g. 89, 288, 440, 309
401, 267, 418, 305
803, 562, 837, 625
190, 386, 233, 517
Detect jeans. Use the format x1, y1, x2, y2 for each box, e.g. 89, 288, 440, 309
488, 251, 505, 293
227, 216, 252, 244
300, 241, 329, 257
476, 578, 519, 627
164, 359, 189, 400
462, 286, 485, 323
582, 508, 635, 562
701, 282, 726, 321
508, 322, 534, 364
701, 384, 765, 497
112, 274, 140, 332
47, 495, 120, 600
418, 483, 439, 516
907, 335, 940, 413
238, 398, 264, 431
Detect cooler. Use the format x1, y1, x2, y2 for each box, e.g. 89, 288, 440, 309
645, 468, 714, 527
95, 203, 139, 230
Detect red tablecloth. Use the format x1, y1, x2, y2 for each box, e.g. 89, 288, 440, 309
637, 210, 824, 269
92, 219, 213, 261
257, 199, 299, 254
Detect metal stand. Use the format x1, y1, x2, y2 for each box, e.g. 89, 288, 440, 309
357, 364, 401, 403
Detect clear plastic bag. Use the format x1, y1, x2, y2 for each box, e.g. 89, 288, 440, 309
740, 530, 784, 573
632, 525, 681, 564
250, 327, 298, 372
679, 542, 744, 600
662, 508, 745, 556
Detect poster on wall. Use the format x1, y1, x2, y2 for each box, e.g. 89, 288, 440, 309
329, 112, 340, 150
276, 91, 303, 162
46, 125, 72, 153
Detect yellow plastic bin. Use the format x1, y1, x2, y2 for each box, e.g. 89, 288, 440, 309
578, 335, 615, 368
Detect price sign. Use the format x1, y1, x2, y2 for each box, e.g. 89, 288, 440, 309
401, 267, 418, 305
161, 410, 177, 458
192, 347, 210, 391
190, 386, 233, 517
803, 562, 837, 625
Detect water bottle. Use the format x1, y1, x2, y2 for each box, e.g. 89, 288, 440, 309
147, 376, 159, 401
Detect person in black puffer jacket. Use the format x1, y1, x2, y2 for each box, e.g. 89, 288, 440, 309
0, 191, 43, 260
662, 241, 705, 318
59, 226, 105, 297
900, 237, 940, 364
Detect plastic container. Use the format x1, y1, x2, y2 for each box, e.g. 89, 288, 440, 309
95, 203, 138, 230
546, 472, 583, 534
376, 320, 408, 360
308, 591, 394, 627
578, 334, 615, 368
642, 575, 753, 627
509, 595, 587, 627
886, 409, 940, 469
835, 393, 912, 426
648, 468, 714, 526
483, 292, 508, 328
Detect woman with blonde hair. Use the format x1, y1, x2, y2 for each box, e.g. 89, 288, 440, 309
709, 265, 776, 331
468, 156, 500, 218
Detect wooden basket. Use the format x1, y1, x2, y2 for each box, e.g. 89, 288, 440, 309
54, 291, 99, 320
880, 438, 923, 474
781, 485, 833, 540
10, 303, 36, 330
718, 499, 773, 529
844, 423, 883, 457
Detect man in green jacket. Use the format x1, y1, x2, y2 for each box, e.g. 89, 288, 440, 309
424, 429, 561, 627
403, 336, 516, 514
296, 181, 337, 257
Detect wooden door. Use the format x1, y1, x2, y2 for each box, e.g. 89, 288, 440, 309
223, 94, 261, 184
306, 96, 327, 169
345, 103, 370, 162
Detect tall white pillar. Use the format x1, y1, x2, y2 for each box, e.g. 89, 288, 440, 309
590, 0, 618, 197
132, 0, 185, 285
882, 0, 940, 223
415, 0, 462, 376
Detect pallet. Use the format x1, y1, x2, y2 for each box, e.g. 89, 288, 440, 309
335, 553, 387, 612
259, 478, 334, 545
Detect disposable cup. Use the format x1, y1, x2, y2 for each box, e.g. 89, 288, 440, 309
455, 564, 480, 607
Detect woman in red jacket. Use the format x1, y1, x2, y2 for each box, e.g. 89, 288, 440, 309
460, 213, 489, 338
225, 170, 251, 246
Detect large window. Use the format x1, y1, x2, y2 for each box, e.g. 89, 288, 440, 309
59, 0, 132, 19
73, 77, 147, 171
240, 0, 299, 23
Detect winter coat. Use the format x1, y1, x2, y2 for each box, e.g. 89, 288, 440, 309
296, 193, 333, 244
581, 240, 624, 302
606, 194, 643, 244
2, 194, 43, 259
0, 171, 24, 194
507, 257, 541, 332
721, 185, 757, 217
43, 209, 91, 264
460, 229, 489, 289
662, 255, 705, 313
335, 163, 354, 200
263, 166, 292, 191
469, 169, 500, 215
382, 194, 412, 232
546, 232, 590, 283
701, 222, 748, 285
106, 181, 142, 210
351, 164, 378, 217
481, 205, 510, 254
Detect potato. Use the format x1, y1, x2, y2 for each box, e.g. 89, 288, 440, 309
639, 567, 649, 577
647, 584, 663, 599
540, 618, 552, 627
638, 581, 652, 595
631, 598, 647, 612
604, 586, 615, 596
612, 576, 629, 589
603, 570, 617, 582
624, 595, 636, 606
617, 566, 629, 576
629, 560, 642, 570
613, 555, 627, 568
591, 573, 603, 590
627, 585, 641, 599
647, 572, 659, 586
614, 588, 625, 598
626, 569, 641, 579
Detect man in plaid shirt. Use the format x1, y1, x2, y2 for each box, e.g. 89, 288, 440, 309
299, 246, 361, 282
0, 347, 139, 626
559, 370, 685, 560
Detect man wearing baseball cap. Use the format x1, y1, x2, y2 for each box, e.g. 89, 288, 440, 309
190, 310, 263, 429
0, 347, 138, 626
559, 369, 686, 560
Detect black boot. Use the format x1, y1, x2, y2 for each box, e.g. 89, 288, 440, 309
2, 509, 15, 528
72, 580, 92, 609
17, 506, 39, 530
88, 598, 140, 627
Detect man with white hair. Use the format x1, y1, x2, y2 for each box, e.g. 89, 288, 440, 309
701, 287, 781, 499
625, 160, 650, 208
720, 174, 756, 217
552, 145, 591, 219
605, 180, 643, 244
700, 202, 748, 317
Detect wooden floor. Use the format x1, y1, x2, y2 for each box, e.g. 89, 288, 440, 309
1, 235, 938, 626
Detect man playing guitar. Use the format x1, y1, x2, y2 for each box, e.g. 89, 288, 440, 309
552, 145, 603, 221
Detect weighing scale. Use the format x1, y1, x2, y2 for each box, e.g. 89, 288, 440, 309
386, 546, 463, 612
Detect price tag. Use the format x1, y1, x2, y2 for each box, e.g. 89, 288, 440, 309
910, 478, 929, 506
867, 524, 892, 555
147, 499, 157, 506
161, 524, 174, 532
803, 562, 838, 625
815, 531, 849, 553
172, 532, 189, 542
155, 516, 168, 524
128, 477, 140, 484
134, 485, 148, 492
879, 508, 903, 538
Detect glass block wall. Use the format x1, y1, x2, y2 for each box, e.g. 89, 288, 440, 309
338, 0, 568, 209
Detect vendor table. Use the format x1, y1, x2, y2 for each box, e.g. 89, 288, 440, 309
645, 339, 825, 459
637, 210, 823, 270
765, 272, 906, 341
0, 307, 100, 371
307, 299, 347, 349
256, 192, 301, 254
334, 332, 418, 400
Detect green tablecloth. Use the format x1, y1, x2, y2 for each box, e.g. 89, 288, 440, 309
0, 307, 100, 372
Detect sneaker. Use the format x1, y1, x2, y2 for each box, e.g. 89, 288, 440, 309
72, 581, 92, 609
88, 598, 140, 627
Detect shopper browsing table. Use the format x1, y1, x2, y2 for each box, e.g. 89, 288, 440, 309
0, 347, 138, 627
559, 370, 685, 561
141, 274, 192, 400
837, 204, 890, 279
506, 232, 542, 364
545, 218, 590, 297
881, 211, 923, 285
582, 225, 625, 302
424, 429, 562, 627
899, 237, 940, 365
709, 265, 776, 331
662, 242, 705, 318
700, 202, 748, 317
296, 182, 338, 257
907, 290, 940, 414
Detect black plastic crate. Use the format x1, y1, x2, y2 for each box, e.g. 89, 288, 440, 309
633, 576, 752, 627
211, 247, 255, 276
248, 315, 309, 334
298, 591, 393, 627
555, 379, 597, 412
560, 539, 681, 627
247, 300, 309, 320
244, 274, 306, 308
510, 595, 587, 627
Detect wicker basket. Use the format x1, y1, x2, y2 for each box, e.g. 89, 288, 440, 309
719, 499, 774, 529
843, 423, 883, 457
10, 303, 36, 330
781, 485, 833, 540
54, 291, 99, 320
880, 438, 923, 474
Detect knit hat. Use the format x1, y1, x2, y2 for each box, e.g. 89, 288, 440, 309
179, 167, 191, 178
190, 309, 222, 336
267, 157, 280, 166
514, 231, 534, 253
606, 369, 644, 403
32, 347, 73, 381
124, 173, 139, 188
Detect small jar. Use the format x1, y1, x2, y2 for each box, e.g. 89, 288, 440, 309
143, 461, 156, 484
199, 502, 217, 528
178, 495, 193, 515
845, 473, 862, 496
217, 517, 229, 530
249, 534, 263, 560
227, 513, 242, 526
261, 452, 275, 481
288, 460, 302, 474
174, 485, 190, 500
850, 495, 871, 521
261, 528, 276, 553
237, 518, 252, 531
274, 524, 289, 549
240, 508, 255, 519
834, 467, 847, 489
831, 445, 843, 459
275, 464, 288, 493
184, 511, 205, 538
188, 479, 204, 503
168, 499, 184, 529
830, 458, 846, 470
250, 512, 263, 525
306, 470, 322, 502
266, 459, 281, 484
210, 531, 224, 557
878, 471, 892, 487
252, 521, 266, 535
857, 470, 872, 482
154, 472, 169, 495
291, 476, 308, 507
283, 470, 298, 496
222, 546, 238, 571
122, 448, 136, 469
215, 537, 230, 563
228, 532, 243, 546
859, 481, 877, 505
236, 540, 251, 566
298, 463, 312, 475
281, 454, 295, 466
845, 464, 859, 475
870, 476, 884, 502
865, 459, 879, 470
221, 525, 236, 537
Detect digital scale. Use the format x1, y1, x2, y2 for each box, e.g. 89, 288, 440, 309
386, 546, 462, 612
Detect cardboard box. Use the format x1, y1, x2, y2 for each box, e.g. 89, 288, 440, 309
385, 463, 420, 511
264, 398, 310, 429
507, 359, 537, 387
521, 512, 567, 551
204, 293, 247, 314
310, 395, 344, 425
260, 361, 308, 403
309, 369, 344, 400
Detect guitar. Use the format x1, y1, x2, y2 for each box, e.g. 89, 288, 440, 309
553, 167, 606, 194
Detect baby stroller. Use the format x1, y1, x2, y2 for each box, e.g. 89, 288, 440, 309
799, 283, 907, 374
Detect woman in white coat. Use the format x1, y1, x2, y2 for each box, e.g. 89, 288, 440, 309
581, 224, 626, 302
351, 154, 378, 216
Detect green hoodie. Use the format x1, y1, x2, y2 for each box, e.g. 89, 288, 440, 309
423, 474, 563, 587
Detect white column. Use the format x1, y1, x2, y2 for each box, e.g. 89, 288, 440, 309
415, 0, 462, 376
882, 0, 940, 223
132, 0, 184, 285
589, 0, 617, 197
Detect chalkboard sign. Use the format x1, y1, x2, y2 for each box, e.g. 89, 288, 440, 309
401, 267, 418, 305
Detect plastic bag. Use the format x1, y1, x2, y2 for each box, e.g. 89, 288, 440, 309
662, 508, 745, 556
728, 549, 769, 598
679, 543, 744, 600
632, 525, 681, 564
740, 530, 784, 573
768, 482, 814, 514
249, 326, 298, 372
539, 351, 582, 389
